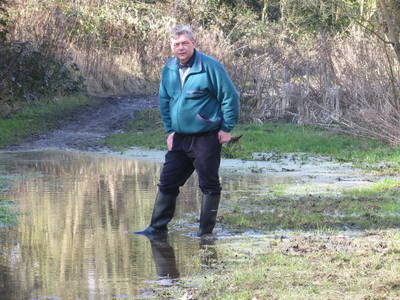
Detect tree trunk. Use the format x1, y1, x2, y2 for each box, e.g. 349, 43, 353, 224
377, 0, 400, 64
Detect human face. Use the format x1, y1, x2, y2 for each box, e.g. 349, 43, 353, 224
171, 32, 195, 65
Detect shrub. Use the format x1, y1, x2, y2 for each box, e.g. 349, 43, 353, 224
0, 41, 84, 112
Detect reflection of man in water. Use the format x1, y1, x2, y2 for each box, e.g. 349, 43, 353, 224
149, 236, 180, 280
134, 25, 239, 237
148, 236, 217, 282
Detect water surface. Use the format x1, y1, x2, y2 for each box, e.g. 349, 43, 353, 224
0, 150, 271, 300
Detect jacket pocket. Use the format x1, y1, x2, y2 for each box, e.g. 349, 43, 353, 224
187, 90, 204, 95
196, 113, 221, 124
186, 90, 205, 99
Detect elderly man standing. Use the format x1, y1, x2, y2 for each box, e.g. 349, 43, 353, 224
134, 25, 239, 237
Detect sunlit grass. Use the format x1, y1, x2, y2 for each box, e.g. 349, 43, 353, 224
217, 177, 400, 232
0, 94, 93, 148
233, 123, 400, 169
234, 122, 357, 155
0, 182, 19, 226
344, 177, 400, 198
102, 108, 167, 151
164, 231, 400, 299
0, 198, 19, 226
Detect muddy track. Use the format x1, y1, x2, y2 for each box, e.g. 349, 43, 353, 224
7, 94, 159, 151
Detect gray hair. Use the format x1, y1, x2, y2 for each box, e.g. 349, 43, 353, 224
170, 25, 194, 40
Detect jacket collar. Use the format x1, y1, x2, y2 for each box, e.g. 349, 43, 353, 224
178, 50, 196, 69
167, 49, 202, 73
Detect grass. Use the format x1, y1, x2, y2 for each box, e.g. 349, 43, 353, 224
0, 180, 19, 226
161, 231, 400, 299
220, 194, 400, 232
216, 176, 400, 233
232, 123, 400, 170
102, 108, 168, 151
0, 94, 94, 148
0, 198, 19, 226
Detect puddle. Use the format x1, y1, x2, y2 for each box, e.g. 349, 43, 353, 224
0, 150, 376, 299
0, 151, 201, 299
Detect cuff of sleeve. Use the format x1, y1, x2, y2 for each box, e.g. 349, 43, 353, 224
220, 127, 231, 133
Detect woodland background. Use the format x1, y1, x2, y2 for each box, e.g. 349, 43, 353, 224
1, 0, 400, 144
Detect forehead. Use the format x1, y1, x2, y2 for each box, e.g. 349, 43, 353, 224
171, 33, 192, 44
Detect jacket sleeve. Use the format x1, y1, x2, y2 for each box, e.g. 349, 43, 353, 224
208, 62, 240, 132
159, 70, 174, 134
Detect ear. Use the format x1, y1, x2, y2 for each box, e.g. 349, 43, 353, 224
192, 39, 196, 48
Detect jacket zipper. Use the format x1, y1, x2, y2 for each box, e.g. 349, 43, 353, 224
177, 68, 191, 133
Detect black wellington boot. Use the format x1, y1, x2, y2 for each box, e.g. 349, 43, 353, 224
134, 191, 177, 237
197, 194, 220, 237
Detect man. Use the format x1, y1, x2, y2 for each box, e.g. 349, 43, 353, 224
134, 25, 239, 237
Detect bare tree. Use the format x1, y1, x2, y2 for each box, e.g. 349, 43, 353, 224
377, 0, 400, 63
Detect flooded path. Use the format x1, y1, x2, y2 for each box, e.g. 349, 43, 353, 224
0, 150, 375, 299
0, 150, 203, 299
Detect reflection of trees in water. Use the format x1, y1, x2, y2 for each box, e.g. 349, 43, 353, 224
0, 151, 205, 299
0, 230, 32, 300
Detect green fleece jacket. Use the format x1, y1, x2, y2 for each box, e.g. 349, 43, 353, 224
159, 49, 240, 135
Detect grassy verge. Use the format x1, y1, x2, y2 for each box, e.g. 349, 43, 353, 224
103, 109, 400, 172
160, 230, 400, 299
0, 94, 94, 148
102, 108, 168, 151
218, 178, 400, 233
0, 198, 19, 226
0, 180, 19, 226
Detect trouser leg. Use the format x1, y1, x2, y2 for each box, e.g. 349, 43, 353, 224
157, 132, 196, 196
189, 129, 222, 195
159, 130, 222, 196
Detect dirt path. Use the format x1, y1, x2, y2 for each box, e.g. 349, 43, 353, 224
10, 94, 159, 151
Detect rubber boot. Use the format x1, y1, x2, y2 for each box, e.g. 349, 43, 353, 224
134, 191, 177, 237
197, 194, 220, 237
